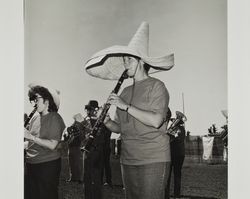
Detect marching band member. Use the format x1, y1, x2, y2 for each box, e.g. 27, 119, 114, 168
24, 84, 65, 199
82, 100, 111, 199
84, 22, 174, 199
165, 108, 186, 199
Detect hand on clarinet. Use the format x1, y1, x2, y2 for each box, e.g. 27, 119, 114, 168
24, 128, 36, 142
107, 93, 128, 111
103, 113, 111, 125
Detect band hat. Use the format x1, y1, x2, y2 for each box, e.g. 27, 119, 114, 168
85, 21, 174, 80
85, 100, 99, 110
28, 83, 60, 109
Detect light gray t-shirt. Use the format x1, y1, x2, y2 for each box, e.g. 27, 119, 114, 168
115, 77, 171, 165
26, 112, 65, 164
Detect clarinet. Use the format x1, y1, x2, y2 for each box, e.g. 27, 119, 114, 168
24, 105, 37, 158
81, 69, 128, 153
24, 105, 37, 128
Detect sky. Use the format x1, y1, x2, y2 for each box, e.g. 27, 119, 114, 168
24, 0, 227, 136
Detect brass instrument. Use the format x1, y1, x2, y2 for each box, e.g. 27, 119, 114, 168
63, 117, 92, 144
166, 111, 187, 138
81, 69, 128, 153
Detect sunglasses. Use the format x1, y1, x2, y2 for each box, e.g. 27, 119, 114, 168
30, 96, 43, 104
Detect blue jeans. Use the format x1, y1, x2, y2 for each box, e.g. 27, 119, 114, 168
121, 162, 171, 199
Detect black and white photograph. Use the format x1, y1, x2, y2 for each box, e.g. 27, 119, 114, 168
1, 0, 250, 199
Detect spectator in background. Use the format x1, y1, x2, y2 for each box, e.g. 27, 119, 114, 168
165, 108, 186, 199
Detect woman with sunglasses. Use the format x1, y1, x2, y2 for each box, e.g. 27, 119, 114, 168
24, 84, 65, 199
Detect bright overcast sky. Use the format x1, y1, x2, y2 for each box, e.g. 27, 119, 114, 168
24, 0, 227, 135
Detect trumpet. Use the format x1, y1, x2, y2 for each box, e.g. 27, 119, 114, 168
166, 111, 187, 138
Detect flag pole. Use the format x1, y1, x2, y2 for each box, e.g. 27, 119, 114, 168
182, 92, 186, 131
182, 92, 185, 115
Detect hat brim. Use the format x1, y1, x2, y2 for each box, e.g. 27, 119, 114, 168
85, 105, 99, 110
85, 45, 174, 80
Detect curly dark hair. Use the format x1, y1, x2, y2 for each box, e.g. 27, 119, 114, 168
28, 86, 58, 112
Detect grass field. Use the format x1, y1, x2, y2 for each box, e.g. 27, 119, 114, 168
58, 155, 227, 199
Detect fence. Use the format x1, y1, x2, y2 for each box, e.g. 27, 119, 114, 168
110, 136, 227, 164
183, 135, 226, 164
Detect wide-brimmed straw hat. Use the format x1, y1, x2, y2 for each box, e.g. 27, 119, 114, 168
85, 21, 174, 80
28, 83, 60, 109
